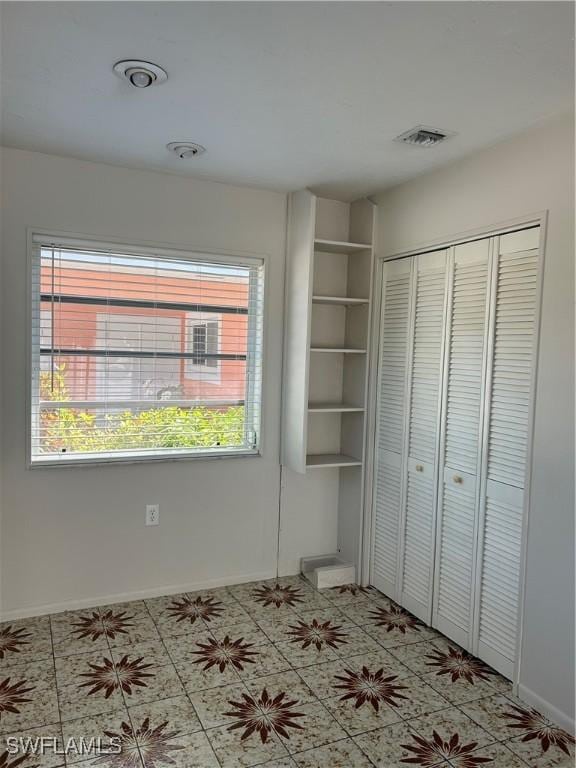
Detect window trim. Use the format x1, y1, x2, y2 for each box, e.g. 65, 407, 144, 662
26, 230, 267, 468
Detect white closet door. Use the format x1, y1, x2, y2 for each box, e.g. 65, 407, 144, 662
473, 227, 541, 677
371, 258, 412, 599
400, 250, 448, 621
433, 239, 491, 649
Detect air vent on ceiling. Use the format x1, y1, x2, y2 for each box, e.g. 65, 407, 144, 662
395, 126, 455, 147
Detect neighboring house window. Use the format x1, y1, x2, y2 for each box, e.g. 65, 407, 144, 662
185, 314, 221, 382
30, 237, 264, 464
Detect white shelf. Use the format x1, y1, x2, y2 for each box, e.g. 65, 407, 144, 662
310, 346, 366, 354
306, 453, 363, 469
314, 238, 372, 254
312, 295, 369, 306
308, 402, 365, 413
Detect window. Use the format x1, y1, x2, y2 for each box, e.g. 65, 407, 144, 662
30, 236, 264, 464
185, 314, 221, 381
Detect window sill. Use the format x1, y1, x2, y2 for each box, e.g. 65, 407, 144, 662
28, 447, 261, 469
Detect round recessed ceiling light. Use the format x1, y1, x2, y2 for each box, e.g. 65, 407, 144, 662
166, 142, 206, 159
113, 60, 168, 88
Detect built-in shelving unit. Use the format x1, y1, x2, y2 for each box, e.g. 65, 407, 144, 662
308, 403, 365, 413
282, 191, 376, 571
312, 295, 369, 306
314, 239, 372, 254
306, 454, 363, 469
310, 347, 367, 354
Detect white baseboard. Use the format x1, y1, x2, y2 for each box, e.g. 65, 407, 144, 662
0, 569, 278, 621
517, 683, 575, 736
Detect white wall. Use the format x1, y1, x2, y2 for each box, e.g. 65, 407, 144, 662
373, 114, 575, 731
0, 148, 297, 616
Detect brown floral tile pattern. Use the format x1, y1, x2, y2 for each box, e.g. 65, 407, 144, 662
287, 620, 348, 652
400, 730, 493, 767
3, 579, 571, 768
334, 667, 409, 711
224, 688, 306, 743
252, 585, 305, 610
192, 636, 258, 672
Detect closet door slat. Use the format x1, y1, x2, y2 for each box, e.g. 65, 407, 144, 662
401, 250, 447, 621
475, 227, 541, 678
371, 258, 412, 599
433, 239, 491, 650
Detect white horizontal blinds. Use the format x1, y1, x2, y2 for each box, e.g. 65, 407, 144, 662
475, 227, 540, 677
401, 250, 448, 621
30, 241, 264, 462
434, 239, 491, 647
372, 258, 412, 596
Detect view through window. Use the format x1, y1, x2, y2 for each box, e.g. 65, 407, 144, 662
31, 239, 264, 463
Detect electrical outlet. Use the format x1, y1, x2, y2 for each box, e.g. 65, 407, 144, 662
146, 504, 160, 526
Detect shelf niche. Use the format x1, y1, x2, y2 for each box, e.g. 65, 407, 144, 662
282, 191, 376, 572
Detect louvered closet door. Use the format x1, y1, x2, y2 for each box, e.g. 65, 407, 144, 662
473, 227, 541, 678
371, 258, 412, 600
433, 239, 491, 650
399, 250, 448, 622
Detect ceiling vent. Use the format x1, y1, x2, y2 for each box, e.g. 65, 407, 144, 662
166, 142, 206, 160
395, 126, 454, 147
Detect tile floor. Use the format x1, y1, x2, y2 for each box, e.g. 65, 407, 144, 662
0, 576, 573, 768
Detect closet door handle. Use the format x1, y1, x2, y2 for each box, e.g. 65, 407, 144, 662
452, 475, 463, 485
415, 464, 424, 473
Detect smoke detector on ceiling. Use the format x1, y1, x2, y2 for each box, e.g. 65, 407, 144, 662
395, 126, 455, 147
166, 142, 206, 160
113, 60, 168, 88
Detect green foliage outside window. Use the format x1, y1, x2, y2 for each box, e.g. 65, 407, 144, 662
39, 365, 245, 454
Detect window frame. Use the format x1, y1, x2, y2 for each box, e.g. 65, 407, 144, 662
27, 231, 267, 468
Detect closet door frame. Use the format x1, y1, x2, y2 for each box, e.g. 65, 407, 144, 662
362, 210, 547, 693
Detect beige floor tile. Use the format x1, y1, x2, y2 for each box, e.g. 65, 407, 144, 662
127, 694, 202, 736
119, 661, 184, 706
409, 706, 496, 748
353, 720, 440, 768
0, 722, 64, 768
60, 707, 130, 764
323, 691, 402, 735
0, 617, 53, 670
293, 737, 374, 767
188, 681, 249, 729
448, 741, 533, 768
109, 639, 172, 668
106, 617, 161, 649
341, 648, 415, 680
276, 701, 347, 756
331, 626, 384, 658
141, 729, 220, 768
295, 661, 346, 700
384, 677, 451, 720
55, 650, 112, 689
210, 621, 271, 648
57, 679, 126, 723
365, 621, 439, 649
244, 671, 316, 705
256, 616, 307, 644
0, 662, 60, 735
178, 654, 243, 692
387, 640, 454, 676
506, 732, 575, 768
275, 639, 339, 669
460, 694, 529, 741
207, 721, 290, 768
236, 644, 292, 681
422, 669, 500, 705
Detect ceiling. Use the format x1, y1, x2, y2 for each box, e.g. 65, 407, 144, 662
1, 2, 573, 200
